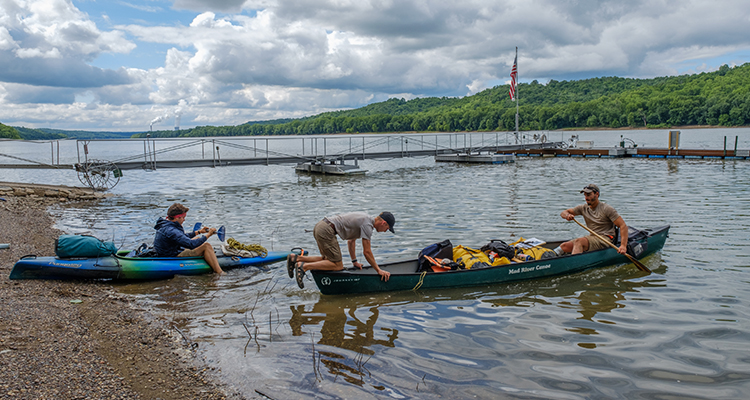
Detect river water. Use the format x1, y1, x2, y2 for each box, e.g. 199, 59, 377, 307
4, 128, 750, 399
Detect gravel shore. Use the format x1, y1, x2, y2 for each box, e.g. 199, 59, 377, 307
0, 195, 243, 399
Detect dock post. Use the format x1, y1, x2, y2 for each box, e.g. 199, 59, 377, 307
669, 130, 680, 156
735, 136, 739, 156
266, 139, 269, 165
724, 136, 727, 158
362, 137, 365, 160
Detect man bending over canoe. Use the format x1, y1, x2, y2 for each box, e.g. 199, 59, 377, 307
289, 212, 396, 288
559, 184, 628, 255
153, 203, 224, 274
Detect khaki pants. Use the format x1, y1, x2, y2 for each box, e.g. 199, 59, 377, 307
586, 234, 613, 251
313, 219, 341, 263
177, 247, 202, 257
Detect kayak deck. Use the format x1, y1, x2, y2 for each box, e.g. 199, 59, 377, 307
10, 249, 291, 280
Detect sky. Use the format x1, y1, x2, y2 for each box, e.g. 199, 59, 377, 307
1, 0, 750, 132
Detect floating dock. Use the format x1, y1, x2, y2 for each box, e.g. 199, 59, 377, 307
513, 147, 750, 159
435, 153, 515, 164
294, 159, 367, 175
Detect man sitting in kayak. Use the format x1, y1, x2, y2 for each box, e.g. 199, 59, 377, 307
153, 203, 224, 274
288, 211, 396, 288
559, 184, 628, 255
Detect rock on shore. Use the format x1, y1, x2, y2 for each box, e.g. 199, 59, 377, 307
0, 193, 243, 399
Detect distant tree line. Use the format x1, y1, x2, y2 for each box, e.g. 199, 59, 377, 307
1, 122, 21, 139
137, 63, 750, 138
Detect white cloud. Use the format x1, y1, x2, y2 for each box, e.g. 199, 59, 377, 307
2, 0, 750, 131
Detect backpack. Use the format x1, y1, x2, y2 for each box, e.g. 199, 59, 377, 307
418, 240, 454, 272
626, 227, 649, 258
55, 235, 117, 258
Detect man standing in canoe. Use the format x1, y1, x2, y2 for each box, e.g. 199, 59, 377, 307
154, 203, 224, 274
289, 211, 396, 288
559, 184, 629, 255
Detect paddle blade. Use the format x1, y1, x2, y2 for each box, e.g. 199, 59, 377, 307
628, 254, 652, 273
217, 226, 225, 242
193, 222, 202, 232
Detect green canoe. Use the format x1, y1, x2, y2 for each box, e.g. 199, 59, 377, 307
311, 225, 670, 295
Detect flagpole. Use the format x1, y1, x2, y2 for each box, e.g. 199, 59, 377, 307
514, 47, 519, 144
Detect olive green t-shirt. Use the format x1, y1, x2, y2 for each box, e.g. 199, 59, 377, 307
572, 202, 620, 237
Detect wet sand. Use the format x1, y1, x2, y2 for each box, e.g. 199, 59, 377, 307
0, 195, 244, 399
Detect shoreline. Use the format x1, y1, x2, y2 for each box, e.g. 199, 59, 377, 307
0, 194, 242, 399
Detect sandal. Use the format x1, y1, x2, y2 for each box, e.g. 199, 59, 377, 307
286, 253, 298, 279
295, 262, 305, 289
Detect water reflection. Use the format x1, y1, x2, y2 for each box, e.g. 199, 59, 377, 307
289, 300, 399, 386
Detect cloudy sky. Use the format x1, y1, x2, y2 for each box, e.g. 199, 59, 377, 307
1, 0, 749, 132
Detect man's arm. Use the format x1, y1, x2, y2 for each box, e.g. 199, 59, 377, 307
613, 216, 628, 254
169, 228, 207, 250
361, 238, 390, 282
347, 239, 359, 268
561, 207, 577, 221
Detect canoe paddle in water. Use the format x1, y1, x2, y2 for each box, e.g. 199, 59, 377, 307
572, 218, 651, 273
192, 222, 226, 242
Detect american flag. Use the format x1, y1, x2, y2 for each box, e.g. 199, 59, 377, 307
509, 52, 517, 100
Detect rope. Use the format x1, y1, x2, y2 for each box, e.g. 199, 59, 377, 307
226, 237, 268, 257
412, 271, 427, 291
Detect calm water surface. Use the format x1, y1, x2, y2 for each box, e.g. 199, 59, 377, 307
5, 129, 750, 399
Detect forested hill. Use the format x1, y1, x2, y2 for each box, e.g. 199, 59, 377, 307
1, 122, 21, 139
135, 62, 747, 138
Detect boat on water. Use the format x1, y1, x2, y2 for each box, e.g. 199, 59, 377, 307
311, 225, 670, 295
10, 248, 296, 280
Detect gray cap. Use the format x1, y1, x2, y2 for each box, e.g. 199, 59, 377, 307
580, 184, 600, 194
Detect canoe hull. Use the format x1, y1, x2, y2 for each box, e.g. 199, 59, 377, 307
312, 225, 670, 295
10, 250, 291, 280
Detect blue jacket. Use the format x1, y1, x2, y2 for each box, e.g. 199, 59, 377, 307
153, 217, 207, 257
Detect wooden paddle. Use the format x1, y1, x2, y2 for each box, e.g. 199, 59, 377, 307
572, 218, 651, 273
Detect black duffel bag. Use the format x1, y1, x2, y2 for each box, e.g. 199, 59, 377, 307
481, 240, 516, 260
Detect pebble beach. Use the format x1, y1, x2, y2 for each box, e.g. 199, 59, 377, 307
0, 190, 243, 399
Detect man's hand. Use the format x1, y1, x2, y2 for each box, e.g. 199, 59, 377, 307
353, 261, 363, 269
617, 244, 627, 255
377, 268, 390, 282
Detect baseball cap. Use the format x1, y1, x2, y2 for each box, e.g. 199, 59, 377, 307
580, 184, 600, 194
379, 212, 396, 233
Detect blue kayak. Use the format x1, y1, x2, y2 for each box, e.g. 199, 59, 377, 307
10, 248, 296, 280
